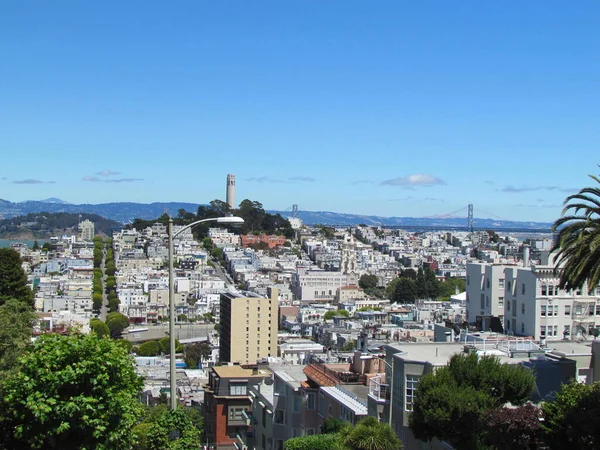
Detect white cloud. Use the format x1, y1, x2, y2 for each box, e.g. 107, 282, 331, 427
382, 174, 446, 187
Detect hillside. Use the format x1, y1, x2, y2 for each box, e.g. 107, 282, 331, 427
0, 212, 122, 239
0, 198, 553, 231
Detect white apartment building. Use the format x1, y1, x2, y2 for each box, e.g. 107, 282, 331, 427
466, 263, 508, 329
79, 219, 95, 241
291, 267, 349, 303
467, 256, 600, 341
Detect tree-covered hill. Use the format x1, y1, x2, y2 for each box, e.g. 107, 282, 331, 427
0, 212, 121, 238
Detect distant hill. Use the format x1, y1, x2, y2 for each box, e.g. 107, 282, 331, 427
0, 199, 553, 231
0, 212, 122, 239
0, 199, 200, 223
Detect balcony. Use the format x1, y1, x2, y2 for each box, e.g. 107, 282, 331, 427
368, 374, 389, 403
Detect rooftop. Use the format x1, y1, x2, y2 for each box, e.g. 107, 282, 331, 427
321, 386, 368, 415
212, 365, 267, 378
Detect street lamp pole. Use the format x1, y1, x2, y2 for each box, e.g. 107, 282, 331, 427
379, 357, 394, 428
168, 215, 244, 411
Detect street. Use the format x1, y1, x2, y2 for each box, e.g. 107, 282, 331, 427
122, 323, 216, 343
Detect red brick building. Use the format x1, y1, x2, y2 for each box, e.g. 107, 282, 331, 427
241, 234, 286, 249
203, 365, 269, 448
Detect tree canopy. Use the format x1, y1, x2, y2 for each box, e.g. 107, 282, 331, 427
0, 333, 144, 450
551, 170, 600, 293
541, 380, 600, 449
0, 299, 36, 377
0, 248, 34, 307
409, 353, 535, 450
106, 311, 130, 338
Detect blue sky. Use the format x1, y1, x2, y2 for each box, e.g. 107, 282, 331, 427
1, 1, 599, 222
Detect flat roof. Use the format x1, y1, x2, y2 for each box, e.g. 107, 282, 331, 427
387, 341, 534, 366
545, 340, 592, 357
212, 365, 260, 378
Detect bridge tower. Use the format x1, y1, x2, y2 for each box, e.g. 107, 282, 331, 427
467, 204, 474, 233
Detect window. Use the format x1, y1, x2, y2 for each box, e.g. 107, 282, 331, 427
564, 325, 571, 337
565, 305, 571, 316
467, 275, 470, 286
307, 392, 316, 410
499, 278, 505, 288
228, 407, 247, 424
541, 305, 546, 316
541, 285, 547, 296
553, 325, 558, 336
499, 297, 504, 307
230, 383, 247, 396
405, 375, 420, 412
521, 322, 525, 333
553, 305, 559, 316
275, 440, 284, 450
521, 303, 525, 314
487, 278, 490, 289
596, 304, 600, 316
274, 409, 286, 425
480, 294, 485, 309
508, 281, 511, 291
486, 296, 490, 307
522, 283, 526, 295
540, 326, 546, 338
293, 394, 302, 413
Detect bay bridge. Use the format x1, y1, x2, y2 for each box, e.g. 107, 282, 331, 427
285, 204, 553, 234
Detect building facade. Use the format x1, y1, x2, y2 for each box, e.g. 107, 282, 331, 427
220, 290, 279, 365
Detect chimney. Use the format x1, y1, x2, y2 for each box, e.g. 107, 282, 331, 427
523, 245, 530, 267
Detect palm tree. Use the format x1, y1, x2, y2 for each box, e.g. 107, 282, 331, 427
342, 416, 402, 450
551, 170, 600, 293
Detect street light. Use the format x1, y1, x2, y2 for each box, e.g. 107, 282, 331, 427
168, 215, 244, 410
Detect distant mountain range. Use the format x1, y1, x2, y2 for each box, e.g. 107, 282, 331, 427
0, 198, 553, 230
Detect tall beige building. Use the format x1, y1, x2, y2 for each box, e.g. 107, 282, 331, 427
79, 219, 95, 241
219, 289, 278, 365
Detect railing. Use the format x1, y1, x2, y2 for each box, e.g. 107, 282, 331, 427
368, 374, 389, 402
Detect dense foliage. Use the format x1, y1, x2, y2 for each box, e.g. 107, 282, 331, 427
0, 248, 34, 307
409, 353, 535, 450
551, 170, 600, 293
184, 342, 212, 369
542, 381, 600, 449
128, 198, 294, 239
482, 403, 541, 450
286, 417, 401, 450
0, 299, 36, 377
0, 333, 144, 450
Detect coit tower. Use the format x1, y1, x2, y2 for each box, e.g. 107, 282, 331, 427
226, 174, 236, 209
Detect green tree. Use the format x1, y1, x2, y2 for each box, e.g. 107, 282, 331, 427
42, 242, 52, 252
541, 380, 600, 449
90, 318, 110, 338
158, 336, 182, 355
32, 240, 40, 250
184, 342, 212, 369
320, 417, 346, 434
0, 299, 36, 377
92, 292, 103, 310
114, 339, 133, 353
343, 416, 403, 450
324, 309, 351, 320
409, 353, 535, 450
359, 274, 379, 290
551, 170, 600, 293
0, 248, 34, 307
392, 278, 418, 303
284, 434, 343, 450
106, 311, 130, 338
0, 333, 143, 449
137, 340, 161, 357
145, 408, 202, 450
